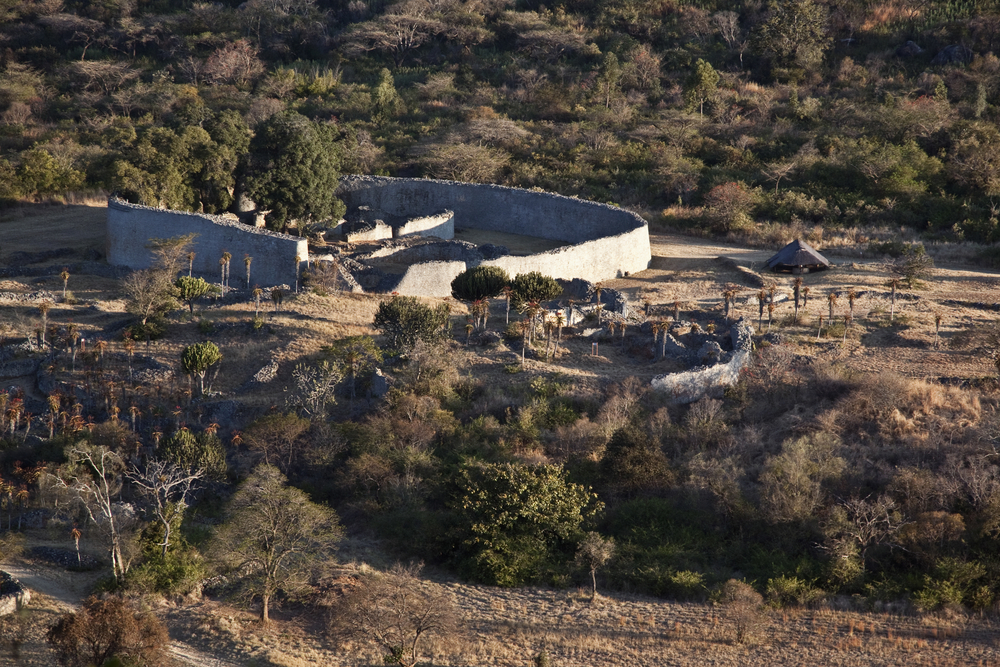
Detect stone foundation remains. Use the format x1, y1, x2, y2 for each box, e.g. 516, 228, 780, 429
651, 319, 754, 404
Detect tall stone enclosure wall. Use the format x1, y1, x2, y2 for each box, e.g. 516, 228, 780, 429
337, 176, 651, 284
107, 199, 309, 286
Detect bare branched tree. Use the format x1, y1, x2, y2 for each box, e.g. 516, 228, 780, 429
127, 459, 204, 558
50, 446, 135, 582
329, 562, 460, 667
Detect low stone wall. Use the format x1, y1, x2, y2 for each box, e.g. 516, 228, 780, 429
0, 571, 30, 616
395, 211, 454, 239
651, 319, 754, 404
106, 199, 309, 287
345, 220, 392, 244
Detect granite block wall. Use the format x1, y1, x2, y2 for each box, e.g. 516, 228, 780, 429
107, 199, 308, 287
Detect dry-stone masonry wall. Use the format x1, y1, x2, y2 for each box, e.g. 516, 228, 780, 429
337, 176, 651, 290
107, 199, 309, 287
651, 319, 754, 404
394, 211, 454, 239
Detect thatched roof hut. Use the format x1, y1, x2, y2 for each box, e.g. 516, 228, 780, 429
766, 239, 830, 274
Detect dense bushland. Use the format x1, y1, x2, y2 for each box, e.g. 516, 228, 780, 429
1, 0, 1000, 243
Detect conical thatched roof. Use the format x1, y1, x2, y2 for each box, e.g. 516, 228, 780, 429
766, 239, 830, 272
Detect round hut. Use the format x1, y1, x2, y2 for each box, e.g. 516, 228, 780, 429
766, 239, 830, 274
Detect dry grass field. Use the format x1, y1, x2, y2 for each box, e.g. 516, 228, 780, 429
4, 202, 1000, 665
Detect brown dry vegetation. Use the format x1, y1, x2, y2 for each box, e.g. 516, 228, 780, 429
5, 203, 1000, 665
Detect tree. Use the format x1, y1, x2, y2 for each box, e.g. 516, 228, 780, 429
683, 59, 719, 116
47, 595, 169, 667
599, 427, 674, 495
175, 276, 214, 313
242, 412, 312, 472
374, 296, 449, 353
127, 459, 203, 558
509, 272, 562, 308
451, 266, 510, 302
752, 0, 830, 78
211, 464, 342, 622
122, 235, 196, 327
288, 361, 342, 418
453, 462, 603, 586
181, 342, 221, 396
158, 428, 227, 480
576, 532, 616, 600
372, 67, 403, 124
243, 110, 347, 231
720, 579, 765, 644
122, 269, 177, 327
325, 335, 383, 399
330, 563, 460, 667
51, 445, 133, 582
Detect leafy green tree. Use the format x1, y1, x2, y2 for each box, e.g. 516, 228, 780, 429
593, 52, 622, 109
175, 276, 215, 313
325, 335, 383, 398
16, 148, 84, 199
453, 462, 603, 586
373, 296, 449, 353
372, 67, 403, 124
451, 266, 510, 302
752, 0, 830, 78
243, 111, 347, 230
211, 464, 342, 622
158, 429, 228, 480
683, 59, 720, 116
509, 272, 562, 307
181, 342, 221, 396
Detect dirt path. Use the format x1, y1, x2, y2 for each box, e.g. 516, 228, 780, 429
2, 554, 242, 667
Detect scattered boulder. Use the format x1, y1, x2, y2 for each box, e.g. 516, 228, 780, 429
370, 368, 389, 397
896, 41, 924, 58
931, 44, 973, 65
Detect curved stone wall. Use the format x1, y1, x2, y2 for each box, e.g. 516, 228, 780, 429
337, 176, 651, 287
107, 199, 309, 287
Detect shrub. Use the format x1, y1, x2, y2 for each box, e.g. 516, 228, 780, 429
765, 575, 824, 608
46, 596, 169, 667
374, 296, 449, 353
451, 266, 510, 301
510, 271, 561, 306
719, 579, 765, 644
453, 462, 603, 586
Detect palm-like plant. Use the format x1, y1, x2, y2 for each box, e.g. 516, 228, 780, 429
244, 254, 253, 289
827, 291, 838, 323
60, 267, 70, 299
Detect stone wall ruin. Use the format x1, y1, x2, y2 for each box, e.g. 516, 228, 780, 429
335, 176, 651, 294
106, 176, 651, 295
107, 198, 308, 287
